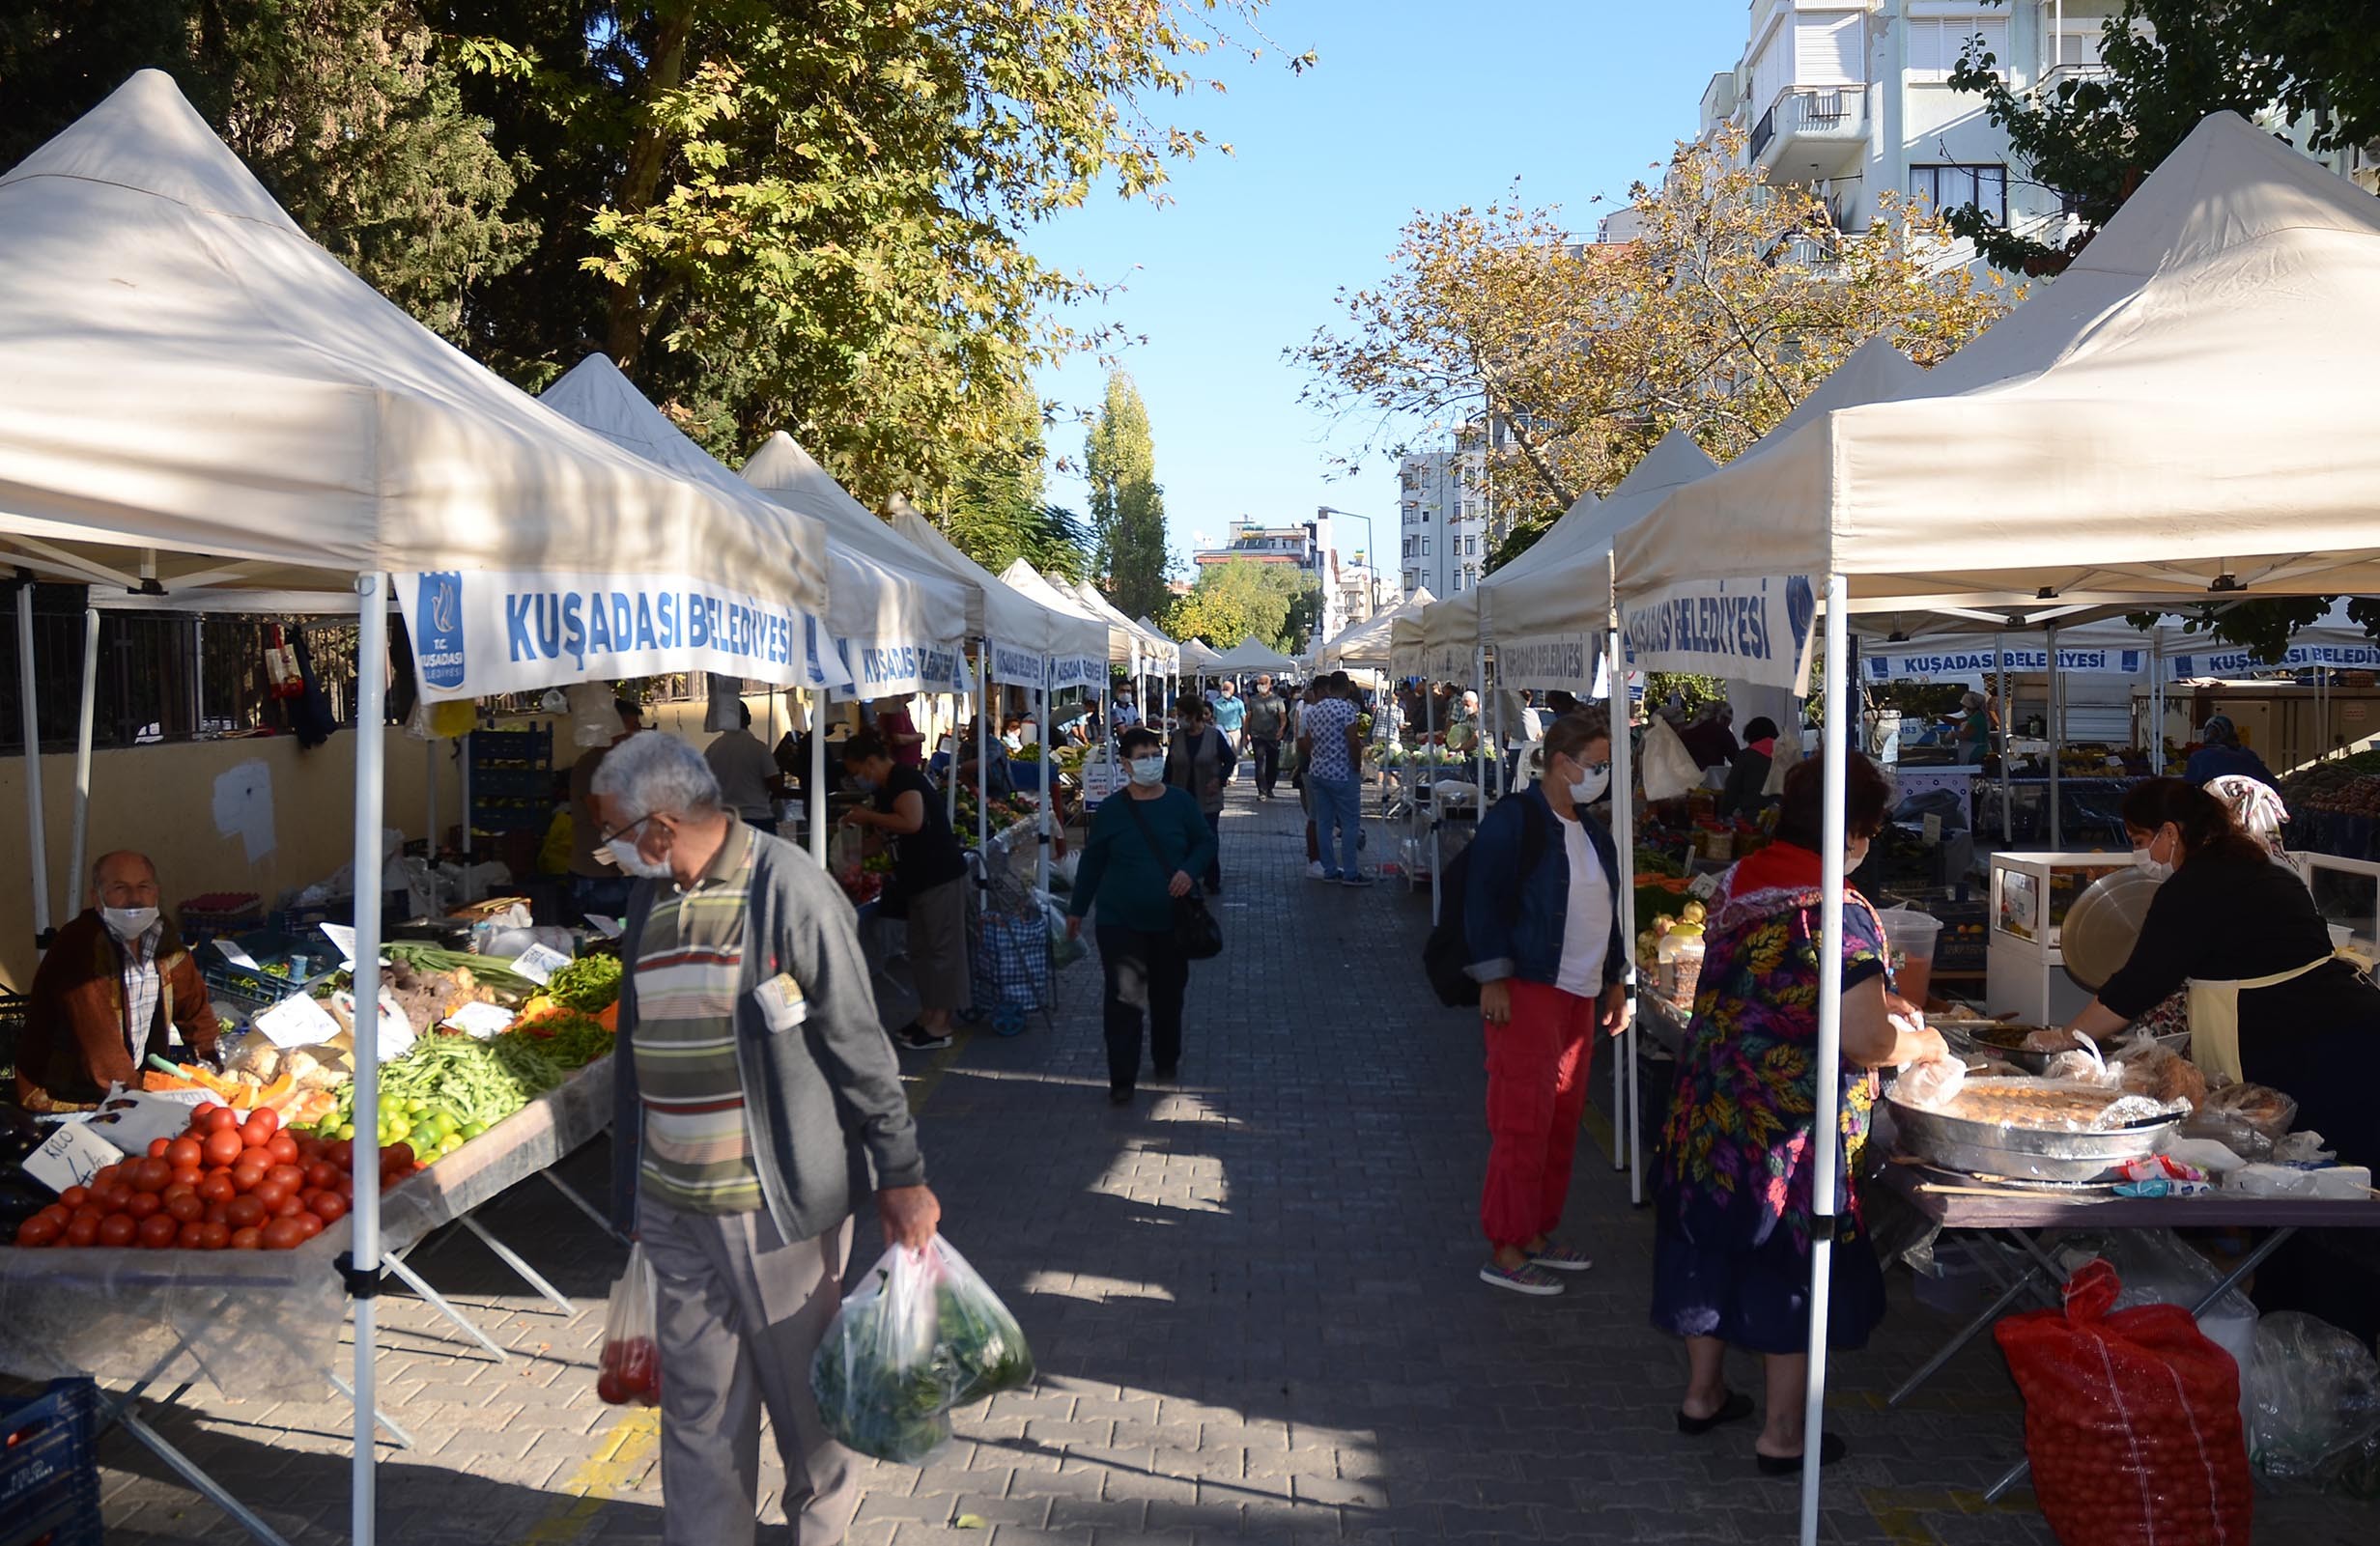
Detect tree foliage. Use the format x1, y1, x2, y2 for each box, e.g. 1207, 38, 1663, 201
428, 0, 1305, 507
1293, 128, 2010, 547
0, 2, 528, 341
1948, 1, 2380, 275
0, 1, 1307, 510
1165, 559, 1312, 656
933, 383, 1094, 581
1084, 371, 1173, 620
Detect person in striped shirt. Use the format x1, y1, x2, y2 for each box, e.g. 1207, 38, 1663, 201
596, 732, 941, 1546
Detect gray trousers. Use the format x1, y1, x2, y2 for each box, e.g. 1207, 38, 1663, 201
640, 1195, 859, 1546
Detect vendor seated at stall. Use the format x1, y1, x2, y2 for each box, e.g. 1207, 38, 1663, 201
2185, 715, 2275, 787
929, 718, 1016, 799
15, 851, 220, 1112
2060, 778, 2378, 1169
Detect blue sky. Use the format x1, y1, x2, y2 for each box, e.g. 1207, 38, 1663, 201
1029, 0, 1745, 571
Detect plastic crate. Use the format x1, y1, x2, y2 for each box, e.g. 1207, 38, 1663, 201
173, 892, 263, 945
0, 1379, 103, 1546
0, 991, 25, 1082
1882, 887, 1989, 975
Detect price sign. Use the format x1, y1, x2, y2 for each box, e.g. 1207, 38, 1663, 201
212, 938, 263, 970
1077, 758, 1124, 810
1922, 813, 1944, 846
582, 914, 624, 940
255, 992, 342, 1049
87, 1088, 209, 1155
511, 943, 573, 985
23, 1121, 130, 1193
319, 922, 358, 966
443, 1001, 517, 1039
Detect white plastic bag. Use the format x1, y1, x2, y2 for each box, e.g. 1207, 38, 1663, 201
595, 1244, 660, 1408
811, 1237, 1036, 1464
1638, 716, 1700, 802
2249, 1311, 2380, 1480
2096, 1228, 2261, 1425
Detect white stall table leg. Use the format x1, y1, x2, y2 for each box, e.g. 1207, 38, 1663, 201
459, 1213, 576, 1313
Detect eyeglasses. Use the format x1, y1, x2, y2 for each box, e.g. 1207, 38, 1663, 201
597, 812, 660, 847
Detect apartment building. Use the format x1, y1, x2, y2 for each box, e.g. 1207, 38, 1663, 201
1396, 449, 1488, 602
1698, 1, 2137, 257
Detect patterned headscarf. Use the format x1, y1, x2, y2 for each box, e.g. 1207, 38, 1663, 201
2206, 773, 2288, 857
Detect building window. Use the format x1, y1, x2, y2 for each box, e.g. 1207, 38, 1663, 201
1421, 537, 1431, 556
1911, 163, 2006, 225
1906, 17, 2009, 81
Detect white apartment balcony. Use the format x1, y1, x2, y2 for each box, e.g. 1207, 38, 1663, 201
2040, 62, 2113, 96
1749, 85, 1867, 180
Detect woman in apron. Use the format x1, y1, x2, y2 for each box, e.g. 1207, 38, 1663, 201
2062, 778, 2380, 1169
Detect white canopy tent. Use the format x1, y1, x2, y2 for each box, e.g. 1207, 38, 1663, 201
1207, 635, 1300, 673
0, 70, 836, 1545
997, 560, 1116, 691
884, 506, 1105, 690
1315, 587, 1434, 669
733, 430, 973, 698
1176, 636, 1226, 673
1613, 111, 2380, 1540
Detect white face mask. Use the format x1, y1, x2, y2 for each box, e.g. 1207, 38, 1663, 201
1845, 837, 1872, 875
1127, 755, 1166, 787
101, 906, 159, 941
1567, 760, 1610, 804
2137, 829, 2176, 882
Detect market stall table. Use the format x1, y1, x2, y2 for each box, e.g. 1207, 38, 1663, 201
1875, 1161, 2380, 1501
0, 1054, 618, 1544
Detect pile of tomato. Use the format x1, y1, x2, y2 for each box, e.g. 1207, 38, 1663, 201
596, 1335, 660, 1408
10, 1105, 419, 1251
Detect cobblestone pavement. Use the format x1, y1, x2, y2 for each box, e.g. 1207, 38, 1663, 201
58, 780, 2380, 1544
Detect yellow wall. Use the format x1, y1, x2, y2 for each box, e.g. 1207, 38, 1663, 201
0, 730, 461, 993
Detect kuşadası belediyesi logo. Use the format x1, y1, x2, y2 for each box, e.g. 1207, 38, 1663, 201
416, 572, 468, 691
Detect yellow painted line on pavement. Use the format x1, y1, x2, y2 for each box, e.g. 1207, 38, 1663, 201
1858, 1485, 2031, 1546
1579, 1098, 1616, 1155
518, 1408, 661, 1545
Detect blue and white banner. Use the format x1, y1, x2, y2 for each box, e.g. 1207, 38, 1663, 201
822, 633, 969, 701
2167, 640, 2380, 680
1496, 632, 1601, 693
1621, 576, 1817, 692
399, 570, 844, 704
988, 640, 1047, 689
1864, 645, 2147, 683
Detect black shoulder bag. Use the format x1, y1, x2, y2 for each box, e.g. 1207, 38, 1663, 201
1119, 794, 1224, 960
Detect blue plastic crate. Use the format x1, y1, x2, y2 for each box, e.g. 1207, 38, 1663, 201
0, 1379, 103, 1546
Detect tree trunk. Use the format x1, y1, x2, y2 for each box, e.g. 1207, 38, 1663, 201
604, 4, 699, 371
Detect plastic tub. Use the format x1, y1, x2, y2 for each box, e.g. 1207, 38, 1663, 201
1875, 907, 1942, 1006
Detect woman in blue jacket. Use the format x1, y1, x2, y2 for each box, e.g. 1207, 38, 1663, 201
1068, 725, 1219, 1106
1463, 709, 1630, 1296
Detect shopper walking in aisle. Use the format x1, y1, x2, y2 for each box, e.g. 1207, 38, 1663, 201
838, 730, 971, 1054
1652, 752, 1942, 1473
1300, 671, 1368, 885
1068, 725, 1218, 1104
1294, 680, 1328, 879
1209, 677, 1247, 752
1165, 695, 1235, 893
1716, 717, 1780, 822
1463, 710, 1629, 1296
594, 732, 943, 1546
1243, 674, 1289, 799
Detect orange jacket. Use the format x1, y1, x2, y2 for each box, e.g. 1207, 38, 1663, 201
15, 910, 218, 1111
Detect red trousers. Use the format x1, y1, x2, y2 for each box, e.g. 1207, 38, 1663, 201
1481, 979, 1600, 1250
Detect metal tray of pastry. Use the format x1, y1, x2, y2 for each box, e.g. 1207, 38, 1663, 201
1932, 1019, 2068, 1075
1886, 1077, 2182, 1183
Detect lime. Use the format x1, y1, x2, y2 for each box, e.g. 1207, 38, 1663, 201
335, 1123, 356, 1141
459, 1121, 487, 1139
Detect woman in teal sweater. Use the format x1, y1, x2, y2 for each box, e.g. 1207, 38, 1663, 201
1068, 725, 1219, 1105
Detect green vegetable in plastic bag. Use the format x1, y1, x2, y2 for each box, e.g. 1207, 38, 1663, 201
811, 1237, 1035, 1464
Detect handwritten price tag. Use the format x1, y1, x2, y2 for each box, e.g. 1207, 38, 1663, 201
319, 922, 358, 966
511, 943, 573, 985
443, 1001, 517, 1040
23, 1121, 130, 1194
255, 993, 342, 1049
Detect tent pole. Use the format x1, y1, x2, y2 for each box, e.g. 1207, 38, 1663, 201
946, 675, 961, 827
192, 615, 205, 740
977, 651, 991, 875
808, 689, 828, 867
349, 575, 390, 1546
1425, 678, 1439, 926
1608, 560, 1641, 1196
1997, 632, 2013, 846
1799, 573, 1852, 1546
66, 605, 99, 936
1473, 647, 1487, 810
1035, 672, 1051, 904
2048, 623, 2063, 850
16, 584, 51, 942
